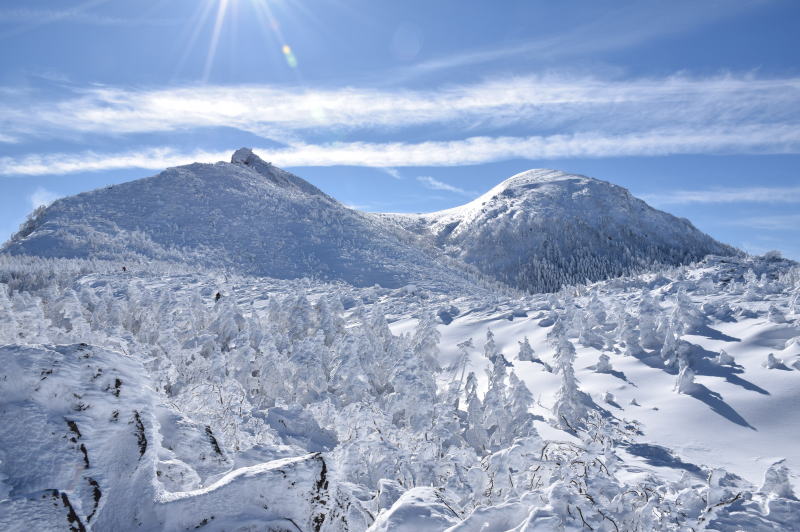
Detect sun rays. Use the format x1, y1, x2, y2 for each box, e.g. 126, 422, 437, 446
202, 0, 230, 80
187, 0, 300, 81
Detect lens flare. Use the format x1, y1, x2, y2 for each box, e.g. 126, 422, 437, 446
179, 0, 303, 79
282, 44, 298, 68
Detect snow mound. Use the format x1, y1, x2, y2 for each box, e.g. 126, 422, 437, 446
382, 169, 737, 292
0, 343, 158, 530
368, 487, 460, 531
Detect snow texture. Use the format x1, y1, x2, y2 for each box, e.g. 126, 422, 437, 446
0, 150, 798, 531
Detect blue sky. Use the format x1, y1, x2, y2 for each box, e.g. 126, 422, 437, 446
1, 0, 799, 257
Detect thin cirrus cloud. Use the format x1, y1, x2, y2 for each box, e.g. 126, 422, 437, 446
3, 124, 800, 177
399, 0, 755, 79
417, 176, 474, 196
1, 74, 798, 142
0, 7, 175, 28
731, 214, 800, 231
642, 185, 800, 205
0, 72, 799, 176
378, 167, 403, 180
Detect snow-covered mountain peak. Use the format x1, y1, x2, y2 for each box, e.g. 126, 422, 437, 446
229, 147, 325, 197
2, 152, 482, 290
418, 169, 625, 229
230, 146, 275, 178
382, 168, 736, 291
231, 146, 258, 164
475, 167, 620, 205
491, 167, 578, 189
4, 153, 735, 293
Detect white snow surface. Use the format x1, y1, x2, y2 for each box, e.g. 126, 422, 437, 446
0, 252, 798, 531
0, 150, 797, 531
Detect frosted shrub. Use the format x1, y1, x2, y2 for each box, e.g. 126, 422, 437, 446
768, 304, 787, 324
674, 357, 697, 394
716, 349, 735, 366
763, 353, 783, 369
595, 353, 612, 373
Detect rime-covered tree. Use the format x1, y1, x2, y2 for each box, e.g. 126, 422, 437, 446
595, 353, 612, 373
517, 336, 535, 362
638, 292, 662, 349
412, 311, 441, 371
674, 353, 696, 394
552, 338, 587, 430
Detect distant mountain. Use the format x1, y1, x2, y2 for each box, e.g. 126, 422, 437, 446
4, 151, 736, 293
2, 149, 476, 291
381, 169, 737, 291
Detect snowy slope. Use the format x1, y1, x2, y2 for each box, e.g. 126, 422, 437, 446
382, 169, 736, 292
2, 153, 798, 531
393, 255, 800, 485
1, 252, 798, 531
2, 149, 481, 291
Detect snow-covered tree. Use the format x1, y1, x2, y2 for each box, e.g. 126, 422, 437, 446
552, 338, 587, 430
764, 352, 783, 369
674, 355, 696, 394
768, 304, 787, 324
716, 349, 735, 366
483, 328, 500, 363
618, 311, 643, 356
483, 355, 511, 449
517, 336, 535, 362
638, 292, 662, 349
411, 311, 441, 371
595, 353, 612, 373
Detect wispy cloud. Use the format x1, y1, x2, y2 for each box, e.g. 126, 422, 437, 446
0, 8, 175, 28
1, 71, 799, 175
730, 214, 800, 231
417, 176, 473, 196
29, 186, 61, 209
378, 167, 403, 179
642, 185, 800, 205
4, 124, 800, 177
0, 147, 230, 176
399, 1, 758, 79
1, 74, 798, 144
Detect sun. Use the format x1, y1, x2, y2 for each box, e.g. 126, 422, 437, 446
192, 0, 298, 80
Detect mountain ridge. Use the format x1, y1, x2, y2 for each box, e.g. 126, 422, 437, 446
4, 149, 737, 292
